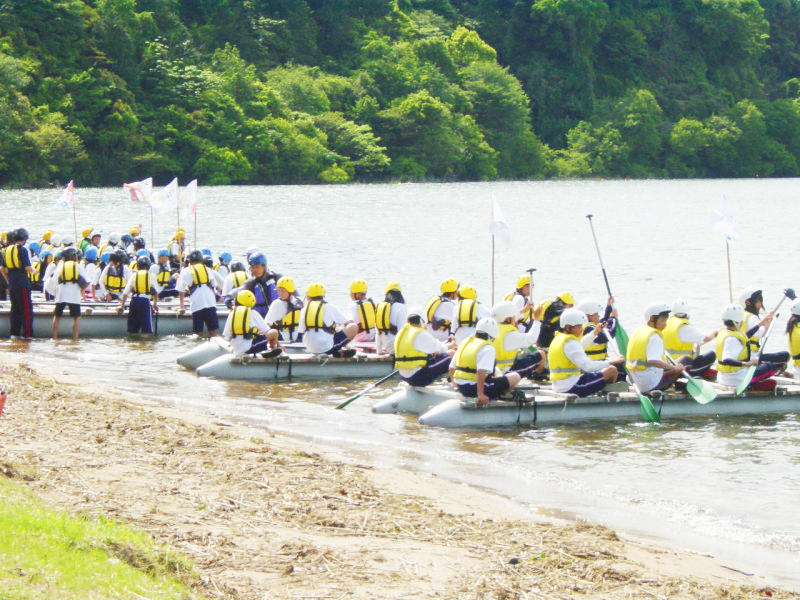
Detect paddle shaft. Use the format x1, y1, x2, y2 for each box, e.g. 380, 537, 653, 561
586, 214, 612, 297
609, 336, 659, 422
335, 369, 399, 410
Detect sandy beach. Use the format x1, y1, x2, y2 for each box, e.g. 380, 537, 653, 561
0, 350, 797, 599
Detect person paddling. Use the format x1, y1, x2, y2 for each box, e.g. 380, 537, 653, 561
576, 297, 617, 362
394, 307, 455, 387
626, 302, 684, 393
663, 299, 717, 376
536, 292, 574, 348
716, 303, 777, 390
504, 274, 536, 331
739, 287, 790, 367
786, 299, 800, 378
491, 300, 545, 378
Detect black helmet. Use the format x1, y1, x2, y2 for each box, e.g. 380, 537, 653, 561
188, 249, 203, 263
230, 261, 245, 272
14, 228, 29, 242
111, 249, 126, 263
137, 255, 151, 269
62, 247, 78, 261
133, 237, 145, 249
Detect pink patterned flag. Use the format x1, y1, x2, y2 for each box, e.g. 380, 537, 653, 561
123, 177, 153, 202
55, 180, 74, 208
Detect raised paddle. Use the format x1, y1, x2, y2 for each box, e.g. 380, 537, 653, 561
736, 288, 796, 395
335, 369, 399, 410
664, 353, 717, 404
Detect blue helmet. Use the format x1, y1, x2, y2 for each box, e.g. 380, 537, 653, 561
157, 248, 170, 257
28, 241, 40, 255
248, 252, 267, 266
136, 248, 149, 257
39, 249, 52, 259
84, 247, 98, 261
219, 252, 232, 263
100, 251, 112, 263
121, 234, 134, 245
201, 248, 211, 256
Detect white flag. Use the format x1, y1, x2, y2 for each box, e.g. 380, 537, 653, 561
55, 180, 74, 208
123, 177, 153, 203
489, 194, 511, 247
149, 177, 179, 216
708, 199, 741, 246
180, 179, 198, 220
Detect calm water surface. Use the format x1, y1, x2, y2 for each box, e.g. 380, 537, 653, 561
2, 179, 799, 588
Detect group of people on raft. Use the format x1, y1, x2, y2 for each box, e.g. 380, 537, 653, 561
3, 226, 799, 402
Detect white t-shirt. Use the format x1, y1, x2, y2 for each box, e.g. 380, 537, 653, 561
629, 333, 665, 393
426, 298, 455, 342
298, 301, 348, 354
552, 338, 610, 393
376, 302, 407, 355
54, 263, 88, 305
346, 299, 377, 342
717, 334, 749, 387
223, 309, 269, 356
176, 265, 224, 312
265, 297, 303, 341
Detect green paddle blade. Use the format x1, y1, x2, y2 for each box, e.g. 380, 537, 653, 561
736, 365, 756, 396
686, 376, 717, 404
639, 393, 660, 423
615, 323, 629, 357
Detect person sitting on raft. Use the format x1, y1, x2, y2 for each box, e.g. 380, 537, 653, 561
222, 290, 273, 357
491, 300, 545, 378
663, 299, 718, 377
393, 306, 455, 387
716, 303, 782, 390
297, 282, 358, 358
626, 301, 684, 393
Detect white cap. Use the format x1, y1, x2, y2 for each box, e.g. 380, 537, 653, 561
672, 299, 690, 318
49, 233, 63, 247
560, 308, 588, 329
492, 300, 519, 323
722, 303, 745, 325
407, 306, 427, 324
576, 298, 603, 317
791, 298, 800, 317
475, 317, 499, 339
644, 301, 670, 320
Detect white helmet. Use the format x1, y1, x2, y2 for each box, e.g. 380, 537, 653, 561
722, 303, 745, 326
62, 234, 75, 246
560, 308, 589, 329
576, 298, 603, 317
492, 300, 519, 323
89, 229, 101, 239
108, 231, 122, 245
672, 299, 690, 318
49, 233, 63, 247
739, 286, 762, 308
791, 298, 800, 317
406, 306, 427, 324
475, 317, 499, 339
644, 301, 670, 320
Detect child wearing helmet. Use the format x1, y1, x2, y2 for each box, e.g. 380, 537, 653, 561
394, 307, 455, 387
229, 252, 281, 318
716, 303, 773, 390
451, 285, 492, 345
662, 299, 718, 377
262, 277, 304, 354
625, 302, 684, 392
449, 317, 525, 405
345, 279, 377, 343
1, 228, 35, 338
424, 278, 459, 343
222, 290, 271, 356
534, 292, 574, 349
549, 308, 625, 397
117, 256, 160, 338
52, 247, 88, 341
298, 282, 359, 357
96, 250, 133, 302
503, 274, 536, 331
786, 299, 800, 377
177, 250, 225, 337
375, 281, 407, 355
490, 300, 546, 378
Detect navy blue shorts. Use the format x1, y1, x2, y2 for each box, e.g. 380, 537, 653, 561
457, 375, 511, 399
192, 306, 219, 334
565, 372, 606, 397
54, 302, 81, 318
127, 296, 154, 334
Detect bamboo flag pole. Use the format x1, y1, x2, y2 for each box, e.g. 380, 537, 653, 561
726, 239, 733, 302
491, 236, 495, 304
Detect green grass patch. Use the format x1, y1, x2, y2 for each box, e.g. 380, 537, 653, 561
0, 472, 205, 599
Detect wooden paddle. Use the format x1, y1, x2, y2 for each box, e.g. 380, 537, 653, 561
335, 369, 399, 410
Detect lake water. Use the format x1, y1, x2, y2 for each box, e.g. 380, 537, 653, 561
2, 179, 800, 588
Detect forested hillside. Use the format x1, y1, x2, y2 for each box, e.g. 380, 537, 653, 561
1, 0, 799, 186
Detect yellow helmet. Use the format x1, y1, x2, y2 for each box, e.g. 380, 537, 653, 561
385, 281, 402, 294
42, 229, 53, 242
516, 274, 533, 290
277, 277, 296, 293
236, 290, 256, 307
459, 285, 477, 300
81, 227, 93, 238
440, 278, 458, 294
174, 227, 185, 239
129, 225, 140, 236
0, 231, 6, 243
557, 291, 574, 306
306, 282, 325, 297
350, 279, 367, 294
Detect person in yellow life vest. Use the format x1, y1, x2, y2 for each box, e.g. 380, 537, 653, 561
152, 249, 178, 299
786, 299, 800, 377
626, 301, 684, 393
451, 284, 491, 345
394, 307, 455, 387
178, 250, 225, 337
549, 308, 625, 397
576, 298, 618, 362
264, 276, 304, 352
425, 278, 459, 342
739, 287, 790, 366
298, 282, 359, 357
504, 274, 536, 331
449, 317, 525, 406
491, 300, 545, 377
38, 229, 53, 249
169, 227, 186, 261
662, 299, 718, 377
52, 247, 87, 341
536, 291, 574, 349
116, 255, 159, 338
79, 227, 93, 252
375, 281, 407, 355
221, 261, 248, 298
716, 303, 775, 390
346, 279, 377, 343
1, 228, 35, 338
98, 231, 121, 258
96, 250, 132, 301
222, 290, 272, 357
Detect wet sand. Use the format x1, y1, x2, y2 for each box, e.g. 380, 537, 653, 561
0, 351, 797, 599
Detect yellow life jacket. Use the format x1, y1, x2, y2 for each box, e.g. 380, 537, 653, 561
715, 329, 750, 373
504, 291, 533, 325
231, 270, 247, 287
356, 299, 376, 332
789, 322, 800, 367
424, 295, 451, 330
304, 300, 335, 333
626, 325, 663, 372
664, 315, 694, 357
58, 261, 80, 284
231, 306, 258, 338
548, 332, 583, 381
456, 299, 477, 328
3, 245, 20, 269
27, 267, 40, 283
394, 324, 428, 369
189, 264, 212, 293
584, 329, 609, 359
453, 336, 493, 381
376, 301, 397, 334
156, 264, 172, 286
493, 322, 519, 372
739, 312, 761, 353
536, 299, 560, 327
132, 270, 152, 295
278, 300, 300, 333
104, 267, 126, 294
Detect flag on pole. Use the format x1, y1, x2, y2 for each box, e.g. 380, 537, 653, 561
123, 177, 153, 203
489, 194, 511, 247
55, 180, 74, 208
149, 177, 179, 216
180, 179, 198, 220
708, 199, 742, 246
